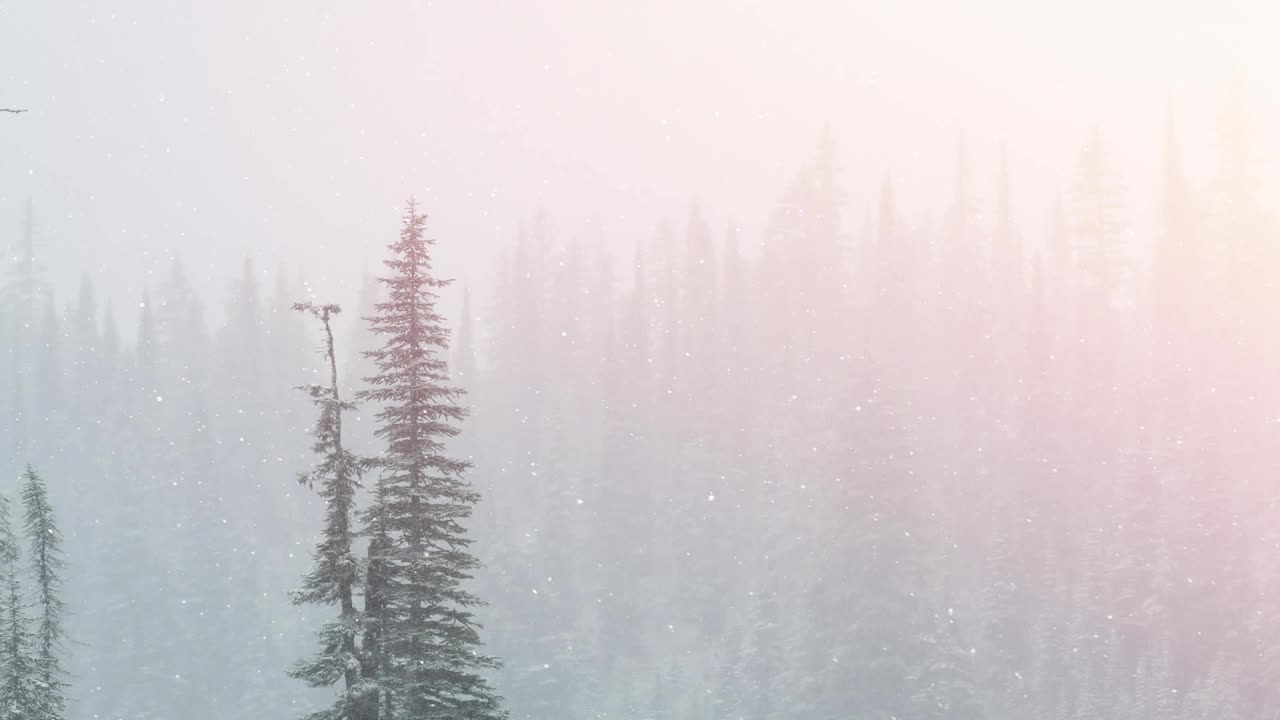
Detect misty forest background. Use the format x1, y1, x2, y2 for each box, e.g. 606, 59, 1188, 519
2, 74, 1278, 719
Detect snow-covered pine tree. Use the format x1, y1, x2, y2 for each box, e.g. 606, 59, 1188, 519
21, 466, 66, 720
357, 200, 506, 719
288, 301, 374, 720
0, 488, 35, 720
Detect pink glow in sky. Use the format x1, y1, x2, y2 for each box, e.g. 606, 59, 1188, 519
1, 0, 1276, 319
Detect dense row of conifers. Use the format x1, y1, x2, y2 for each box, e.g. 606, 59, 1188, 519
0, 75, 1275, 718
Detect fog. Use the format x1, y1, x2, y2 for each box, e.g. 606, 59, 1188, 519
2, 1, 1280, 719
4, 1, 1278, 313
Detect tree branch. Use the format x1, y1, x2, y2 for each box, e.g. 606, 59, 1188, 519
1, 108, 28, 114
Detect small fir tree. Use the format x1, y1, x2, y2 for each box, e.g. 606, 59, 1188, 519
21, 466, 66, 720
0, 488, 35, 720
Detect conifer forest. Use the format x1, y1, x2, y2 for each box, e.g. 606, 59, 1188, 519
2, 2, 1280, 719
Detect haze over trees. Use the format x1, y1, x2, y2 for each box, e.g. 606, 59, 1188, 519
0, 74, 1278, 720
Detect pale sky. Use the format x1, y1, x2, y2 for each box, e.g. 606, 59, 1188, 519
1, 0, 1276, 332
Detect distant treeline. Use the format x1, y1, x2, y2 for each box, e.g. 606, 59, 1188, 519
1, 73, 1275, 719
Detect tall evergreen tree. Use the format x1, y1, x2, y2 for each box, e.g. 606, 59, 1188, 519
70, 274, 100, 411
135, 290, 158, 388
36, 296, 62, 417
0, 489, 34, 720
357, 200, 505, 719
101, 300, 119, 384
289, 302, 372, 720
2, 199, 43, 367
1068, 128, 1127, 412
21, 466, 66, 720
991, 145, 1024, 304
1070, 129, 1127, 306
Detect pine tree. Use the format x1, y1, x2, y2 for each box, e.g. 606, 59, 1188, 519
1070, 129, 1126, 308
266, 266, 309, 470
101, 300, 119, 384
3, 200, 42, 364
71, 274, 100, 416
357, 200, 506, 719
1067, 128, 1127, 462
0, 489, 35, 720
991, 145, 1024, 304
35, 296, 62, 417
222, 258, 266, 408
1152, 102, 1194, 385
136, 290, 158, 387
21, 466, 66, 720
289, 301, 373, 720
155, 259, 231, 713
